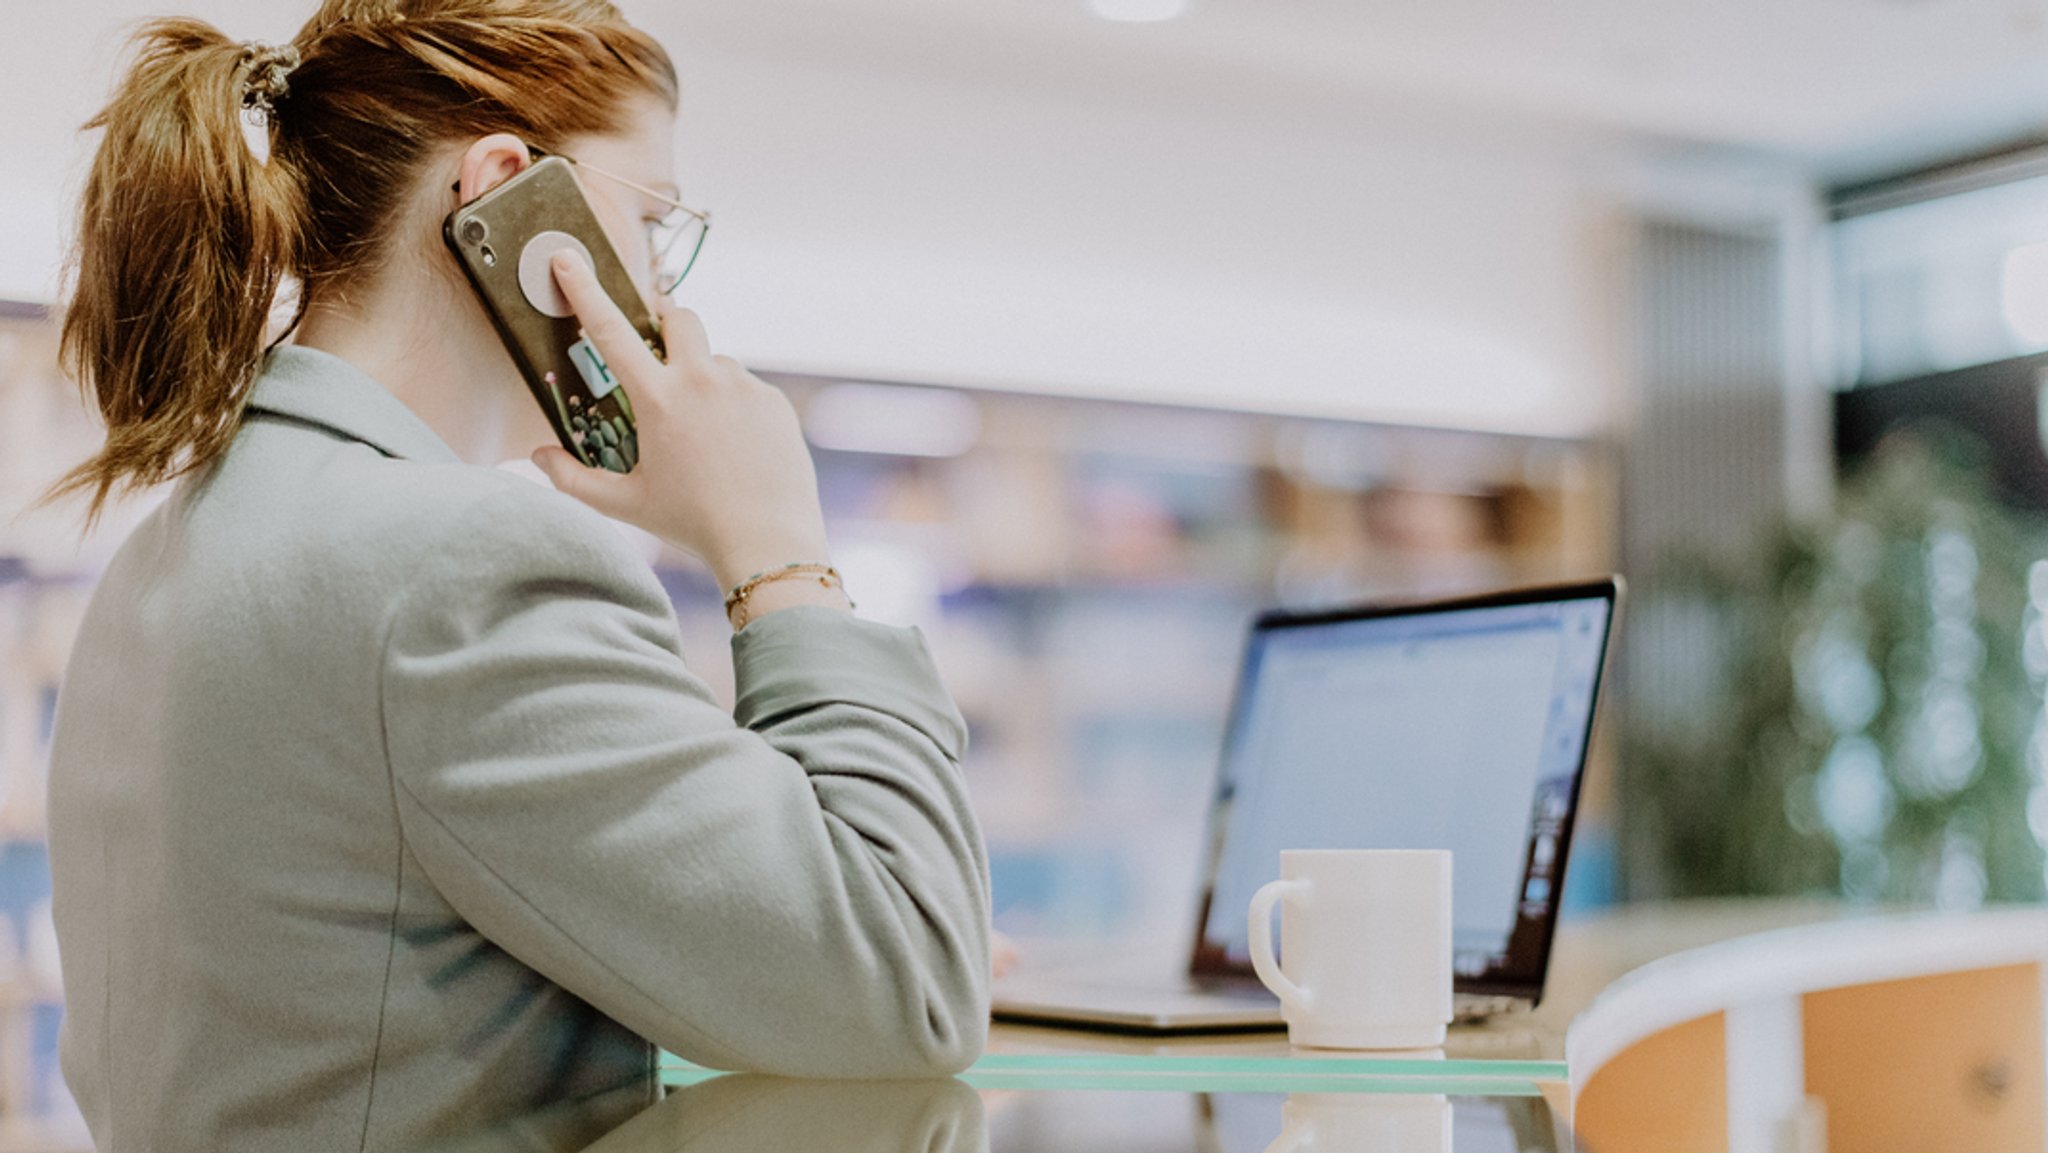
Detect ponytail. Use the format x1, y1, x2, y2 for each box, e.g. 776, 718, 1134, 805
48, 19, 303, 527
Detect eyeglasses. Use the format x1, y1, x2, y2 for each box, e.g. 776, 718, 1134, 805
539, 150, 712, 295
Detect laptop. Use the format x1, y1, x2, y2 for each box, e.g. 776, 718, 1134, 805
991, 577, 1622, 1033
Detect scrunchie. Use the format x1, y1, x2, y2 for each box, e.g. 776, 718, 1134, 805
239, 41, 301, 123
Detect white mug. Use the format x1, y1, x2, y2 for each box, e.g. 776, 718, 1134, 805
1261, 1092, 1452, 1153
1248, 849, 1452, 1050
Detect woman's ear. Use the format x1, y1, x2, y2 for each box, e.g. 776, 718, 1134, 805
456, 133, 533, 205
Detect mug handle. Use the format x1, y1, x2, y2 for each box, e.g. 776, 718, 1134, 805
1248, 878, 1314, 1015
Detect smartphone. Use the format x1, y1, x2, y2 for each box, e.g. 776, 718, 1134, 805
443, 156, 663, 473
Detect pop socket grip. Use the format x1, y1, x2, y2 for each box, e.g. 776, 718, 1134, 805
518, 231, 597, 319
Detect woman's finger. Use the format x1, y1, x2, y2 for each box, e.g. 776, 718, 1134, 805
653, 298, 712, 369
550, 252, 665, 381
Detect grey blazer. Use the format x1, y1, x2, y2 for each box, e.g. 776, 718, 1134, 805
48, 346, 991, 1151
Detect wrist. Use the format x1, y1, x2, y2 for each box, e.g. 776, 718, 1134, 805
727, 571, 853, 631
707, 539, 832, 594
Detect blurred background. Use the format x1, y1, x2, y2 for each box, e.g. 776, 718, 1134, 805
10, 0, 2048, 1144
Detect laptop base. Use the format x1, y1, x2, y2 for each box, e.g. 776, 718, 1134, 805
992, 977, 1284, 1034
991, 976, 1526, 1036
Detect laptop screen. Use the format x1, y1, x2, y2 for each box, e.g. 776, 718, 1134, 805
1189, 580, 1617, 1000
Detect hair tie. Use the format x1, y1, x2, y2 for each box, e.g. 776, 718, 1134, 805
239, 41, 301, 125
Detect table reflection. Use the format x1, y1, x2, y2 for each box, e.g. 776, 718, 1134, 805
582, 1076, 982, 1153
569, 1075, 1564, 1153
422, 1081, 653, 1153
1001, 1091, 1562, 1153
1216, 1093, 1564, 1153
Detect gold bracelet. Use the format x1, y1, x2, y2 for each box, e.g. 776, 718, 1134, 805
723, 563, 851, 629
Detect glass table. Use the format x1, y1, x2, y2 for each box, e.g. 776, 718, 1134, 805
660, 1044, 1567, 1096
581, 1060, 1570, 1152
448, 1037, 1570, 1150
509, 1031, 1567, 1151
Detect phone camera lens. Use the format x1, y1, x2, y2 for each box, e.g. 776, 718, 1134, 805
461, 219, 489, 246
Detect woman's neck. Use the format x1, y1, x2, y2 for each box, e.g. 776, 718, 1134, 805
293, 272, 531, 467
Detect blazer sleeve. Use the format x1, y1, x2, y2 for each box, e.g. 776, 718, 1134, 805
376, 486, 991, 1078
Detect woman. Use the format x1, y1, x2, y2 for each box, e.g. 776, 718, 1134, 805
45, 2, 992, 1149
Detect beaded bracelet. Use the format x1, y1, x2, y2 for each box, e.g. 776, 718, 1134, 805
723, 563, 851, 630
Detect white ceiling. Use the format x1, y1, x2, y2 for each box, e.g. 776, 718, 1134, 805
643, 0, 2048, 176
9, 0, 2046, 207
3, 0, 2045, 430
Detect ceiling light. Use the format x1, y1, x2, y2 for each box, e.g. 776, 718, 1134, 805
1089, 0, 1189, 23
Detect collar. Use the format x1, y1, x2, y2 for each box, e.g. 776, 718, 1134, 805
243, 345, 463, 465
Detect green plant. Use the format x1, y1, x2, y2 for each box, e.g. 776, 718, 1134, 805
1622, 435, 2048, 905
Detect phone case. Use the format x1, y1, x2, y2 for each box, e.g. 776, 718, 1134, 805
442, 156, 663, 473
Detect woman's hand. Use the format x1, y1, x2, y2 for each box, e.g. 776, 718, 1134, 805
533, 253, 835, 595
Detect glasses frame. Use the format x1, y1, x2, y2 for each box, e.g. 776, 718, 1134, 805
535, 148, 712, 295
